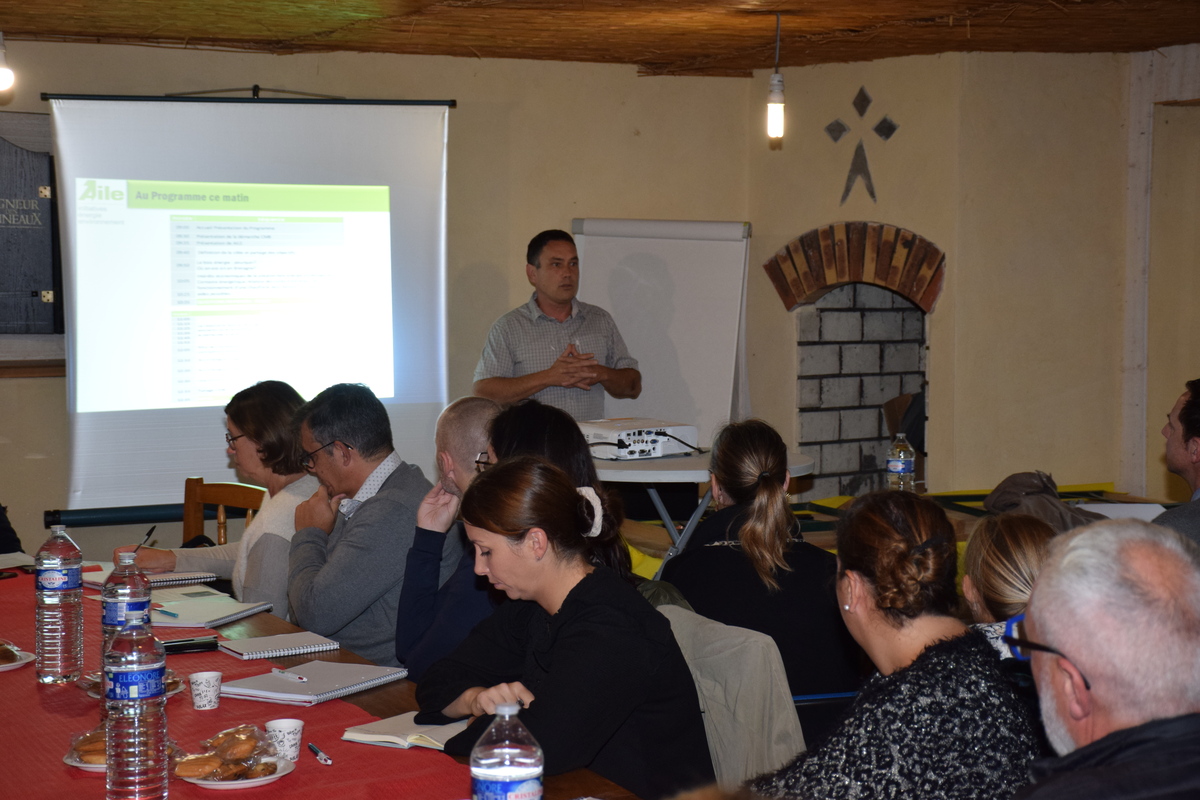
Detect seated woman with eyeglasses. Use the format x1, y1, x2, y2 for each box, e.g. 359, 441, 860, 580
749, 491, 1040, 800
416, 456, 714, 800
114, 381, 317, 621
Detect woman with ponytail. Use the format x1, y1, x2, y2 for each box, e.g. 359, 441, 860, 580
662, 419, 864, 698
416, 456, 714, 800
749, 491, 1040, 800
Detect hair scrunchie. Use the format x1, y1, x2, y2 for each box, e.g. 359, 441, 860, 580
576, 486, 604, 538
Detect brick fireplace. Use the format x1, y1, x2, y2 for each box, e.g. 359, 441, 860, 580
796, 284, 925, 499
761, 222, 945, 501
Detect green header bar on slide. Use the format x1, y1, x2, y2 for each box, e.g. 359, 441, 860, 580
126, 181, 389, 211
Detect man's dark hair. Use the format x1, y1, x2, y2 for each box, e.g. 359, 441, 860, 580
1182, 379, 1200, 442
526, 229, 575, 268
295, 383, 393, 459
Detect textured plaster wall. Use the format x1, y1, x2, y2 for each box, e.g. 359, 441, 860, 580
1147, 104, 1200, 502
0, 41, 1135, 554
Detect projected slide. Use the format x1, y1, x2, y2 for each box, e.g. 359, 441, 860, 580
74, 179, 394, 413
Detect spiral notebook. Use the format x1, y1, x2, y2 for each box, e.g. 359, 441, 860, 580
83, 563, 218, 589
149, 597, 272, 628
220, 660, 408, 706
219, 632, 340, 660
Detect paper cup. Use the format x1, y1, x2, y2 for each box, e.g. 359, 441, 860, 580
189, 671, 222, 710
266, 718, 304, 762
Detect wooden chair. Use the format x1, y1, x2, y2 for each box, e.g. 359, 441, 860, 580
182, 477, 266, 546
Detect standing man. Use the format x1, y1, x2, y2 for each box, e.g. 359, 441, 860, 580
289, 383, 459, 667
395, 396, 502, 679
473, 229, 641, 421
1154, 378, 1200, 546
1012, 519, 1200, 798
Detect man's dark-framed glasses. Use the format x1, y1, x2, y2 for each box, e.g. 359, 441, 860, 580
1002, 612, 1091, 690
474, 452, 492, 474
301, 441, 337, 470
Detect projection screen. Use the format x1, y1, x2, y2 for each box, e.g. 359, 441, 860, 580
50, 97, 449, 508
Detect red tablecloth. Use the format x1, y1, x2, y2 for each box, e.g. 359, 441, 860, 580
0, 572, 471, 800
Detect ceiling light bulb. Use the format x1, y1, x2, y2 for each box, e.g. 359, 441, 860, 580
0, 34, 14, 92
767, 72, 784, 139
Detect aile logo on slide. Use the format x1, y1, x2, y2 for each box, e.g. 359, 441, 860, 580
78, 179, 126, 202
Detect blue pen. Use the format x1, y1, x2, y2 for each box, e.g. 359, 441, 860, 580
153, 607, 179, 618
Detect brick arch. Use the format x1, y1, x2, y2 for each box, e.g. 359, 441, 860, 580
762, 222, 945, 313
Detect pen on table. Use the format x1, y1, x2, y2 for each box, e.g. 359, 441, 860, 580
271, 667, 307, 683
308, 742, 333, 766
133, 525, 157, 556
152, 606, 179, 618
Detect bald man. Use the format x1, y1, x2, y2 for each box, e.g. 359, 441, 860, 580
1013, 519, 1200, 799
394, 396, 502, 679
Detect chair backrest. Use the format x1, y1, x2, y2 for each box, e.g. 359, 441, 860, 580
659, 604, 806, 788
182, 477, 266, 546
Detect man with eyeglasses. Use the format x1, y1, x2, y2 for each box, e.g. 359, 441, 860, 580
394, 396, 503, 680
1152, 378, 1200, 547
1011, 519, 1200, 799
288, 383, 458, 668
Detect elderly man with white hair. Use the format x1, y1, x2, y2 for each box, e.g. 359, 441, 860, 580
1009, 519, 1200, 799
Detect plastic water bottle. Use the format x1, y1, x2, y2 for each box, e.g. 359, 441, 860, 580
105, 607, 168, 800
102, 552, 151, 654
886, 433, 916, 492
35, 524, 84, 684
470, 702, 544, 800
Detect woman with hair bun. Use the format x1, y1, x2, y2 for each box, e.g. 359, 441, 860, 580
416, 456, 714, 800
750, 491, 1040, 800
662, 419, 863, 698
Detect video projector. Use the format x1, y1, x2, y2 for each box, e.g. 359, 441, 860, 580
579, 418, 699, 460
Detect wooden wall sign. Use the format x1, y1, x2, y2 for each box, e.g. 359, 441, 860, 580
0, 135, 60, 334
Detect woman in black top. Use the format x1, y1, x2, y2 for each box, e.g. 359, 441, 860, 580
416, 457, 714, 800
662, 419, 864, 697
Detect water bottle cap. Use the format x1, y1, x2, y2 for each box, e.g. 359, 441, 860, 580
116, 552, 137, 564
494, 702, 520, 716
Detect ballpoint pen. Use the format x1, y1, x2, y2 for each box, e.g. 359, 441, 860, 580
271, 668, 307, 683
308, 742, 333, 765
153, 607, 179, 618
133, 525, 157, 556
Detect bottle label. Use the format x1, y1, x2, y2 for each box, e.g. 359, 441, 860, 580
886, 458, 915, 474
36, 567, 82, 591
472, 777, 543, 800
105, 664, 166, 700
101, 598, 151, 627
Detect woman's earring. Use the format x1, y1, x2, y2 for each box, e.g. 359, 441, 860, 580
842, 604, 850, 611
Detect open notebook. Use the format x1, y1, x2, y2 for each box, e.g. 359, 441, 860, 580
221, 660, 407, 706
343, 712, 469, 750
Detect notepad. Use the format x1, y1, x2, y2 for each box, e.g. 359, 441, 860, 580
220, 660, 408, 706
149, 597, 272, 628
342, 712, 469, 750
83, 563, 218, 589
219, 632, 340, 660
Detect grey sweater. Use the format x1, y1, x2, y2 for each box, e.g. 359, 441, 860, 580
288, 460, 458, 666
